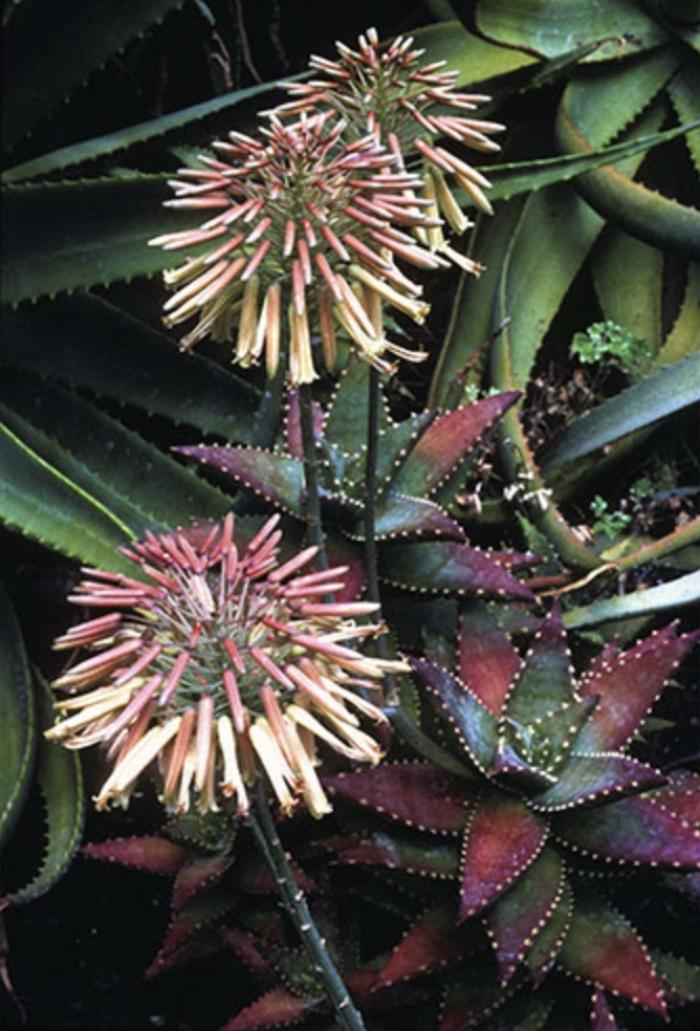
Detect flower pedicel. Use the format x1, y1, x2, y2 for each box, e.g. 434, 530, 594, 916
47, 514, 405, 817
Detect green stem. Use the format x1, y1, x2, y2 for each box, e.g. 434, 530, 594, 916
299, 383, 328, 571
248, 788, 366, 1031
616, 515, 700, 572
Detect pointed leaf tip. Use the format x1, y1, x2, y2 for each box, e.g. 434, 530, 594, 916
82, 836, 190, 876
220, 988, 322, 1030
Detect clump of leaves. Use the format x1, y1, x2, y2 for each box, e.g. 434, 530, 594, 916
589, 494, 632, 541
571, 321, 651, 376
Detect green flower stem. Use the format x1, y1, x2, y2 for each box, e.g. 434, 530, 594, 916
299, 383, 328, 571
248, 788, 366, 1031
616, 516, 700, 572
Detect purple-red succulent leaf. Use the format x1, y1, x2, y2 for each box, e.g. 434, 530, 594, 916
172, 853, 233, 911
497, 697, 598, 783
327, 830, 459, 880
458, 604, 520, 717
369, 494, 466, 542
485, 845, 564, 983
390, 393, 520, 499
576, 624, 699, 752
557, 893, 667, 1017
82, 836, 191, 876
555, 795, 700, 868
590, 990, 620, 1030
221, 927, 278, 982
530, 753, 666, 812
408, 656, 498, 773
380, 541, 534, 601
219, 988, 323, 1031
504, 603, 576, 726
524, 878, 573, 983
324, 761, 475, 834
651, 772, 700, 824
176, 445, 305, 517
459, 792, 549, 919
149, 880, 236, 972
375, 906, 471, 989
285, 389, 326, 460
486, 550, 542, 570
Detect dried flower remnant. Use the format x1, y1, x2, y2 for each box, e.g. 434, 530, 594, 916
150, 113, 441, 381
46, 514, 403, 817
273, 27, 505, 271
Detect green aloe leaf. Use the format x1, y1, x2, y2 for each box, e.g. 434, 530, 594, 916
564, 571, 700, 627
1, 672, 84, 908
0, 585, 36, 848
541, 353, 700, 470
0, 421, 134, 573
2, 372, 232, 530
2, 175, 198, 305
668, 62, 700, 173
654, 261, 700, 366
414, 19, 536, 88
3, 0, 188, 152
0, 295, 258, 442
475, 0, 670, 62
592, 229, 663, 356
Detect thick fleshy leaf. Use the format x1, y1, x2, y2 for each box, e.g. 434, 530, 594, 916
505, 604, 575, 725
82, 836, 190, 876
459, 793, 549, 919
390, 394, 520, 499
380, 541, 534, 602
557, 894, 667, 1016
328, 831, 459, 880
531, 754, 665, 812
220, 988, 322, 1031
171, 854, 233, 911
408, 657, 498, 773
458, 604, 520, 717
485, 846, 563, 983
564, 571, 700, 627
497, 697, 597, 785
324, 762, 475, 834
576, 623, 699, 751
221, 927, 278, 982
324, 358, 391, 456
590, 990, 619, 1030
365, 494, 465, 542
148, 880, 236, 972
284, 390, 325, 462
524, 879, 573, 982
651, 773, 700, 824
556, 796, 700, 868
651, 950, 700, 1006
376, 906, 470, 989
0, 584, 35, 848
177, 445, 303, 516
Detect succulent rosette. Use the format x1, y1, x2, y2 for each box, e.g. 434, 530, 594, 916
46, 513, 406, 817
150, 112, 446, 381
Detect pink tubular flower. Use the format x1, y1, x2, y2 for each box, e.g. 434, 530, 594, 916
150, 113, 439, 381
271, 27, 504, 270
46, 515, 404, 818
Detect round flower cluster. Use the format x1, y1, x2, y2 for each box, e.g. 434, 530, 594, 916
47, 515, 404, 817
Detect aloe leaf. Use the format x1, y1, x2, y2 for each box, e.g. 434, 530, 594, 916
564, 571, 700, 627
457, 603, 520, 717
376, 906, 469, 989
1, 672, 84, 907
505, 606, 575, 725
221, 989, 323, 1031
362, 494, 464, 542
475, 0, 670, 62
3, 372, 232, 528
1, 295, 258, 443
592, 229, 664, 355
524, 879, 573, 982
654, 261, 700, 366
324, 358, 391, 456
2, 175, 200, 304
542, 353, 700, 470
414, 20, 536, 88
668, 61, 700, 173
148, 879, 236, 973
3, 75, 299, 184
178, 444, 305, 518
324, 762, 475, 834
3, 0, 188, 152
380, 539, 534, 602
531, 754, 665, 812
328, 829, 460, 880
82, 836, 191, 876
0, 585, 35, 848
651, 950, 700, 1005
0, 421, 134, 572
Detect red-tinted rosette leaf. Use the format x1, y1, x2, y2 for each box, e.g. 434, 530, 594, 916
524, 878, 573, 983
590, 990, 619, 1030
391, 393, 520, 499
285, 390, 325, 460
324, 761, 475, 835
325, 531, 365, 602
530, 754, 666, 812
408, 656, 498, 773
576, 624, 699, 752
652, 772, 700, 824
177, 445, 305, 517
504, 603, 576, 725
380, 541, 534, 602
651, 949, 700, 1005
220, 988, 323, 1031
145, 927, 224, 978
376, 906, 474, 989
459, 793, 549, 919
558, 894, 667, 1017
172, 853, 233, 911
149, 880, 235, 972
346, 969, 431, 1011
485, 846, 564, 983
555, 795, 700, 868
496, 697, 598, 786
221, 927, 277, 982
370, 494, 465, 542
486, 550, 542, 570
328, 830, 459, 880
458, 604, 520, 717
82, 836, 190, 876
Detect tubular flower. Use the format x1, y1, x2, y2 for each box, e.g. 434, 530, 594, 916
272, 27, 505, 270
150, 112, 440, 380
46, 514, 404, 818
